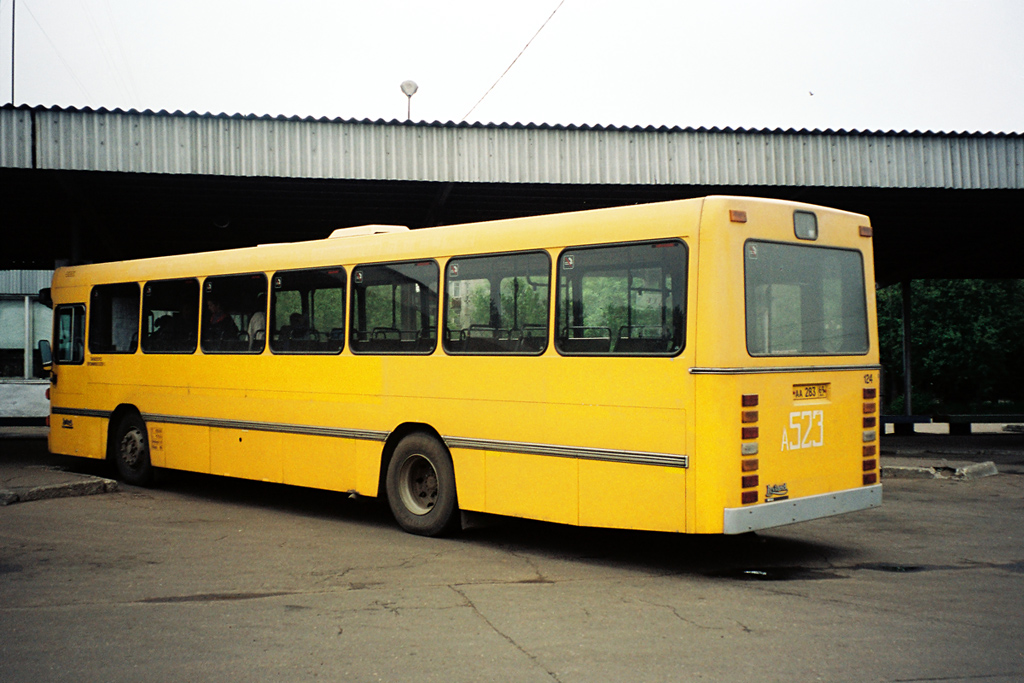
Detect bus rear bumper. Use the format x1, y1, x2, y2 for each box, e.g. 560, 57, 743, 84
722, 485, 882, 534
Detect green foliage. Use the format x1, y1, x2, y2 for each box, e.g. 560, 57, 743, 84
500, 277, 548, 328
877, 280, 1024, 414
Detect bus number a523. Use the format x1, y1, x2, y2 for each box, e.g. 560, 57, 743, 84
782, 410, 824, 451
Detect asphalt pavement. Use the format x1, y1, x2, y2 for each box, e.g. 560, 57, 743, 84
3, 424, 1023, 682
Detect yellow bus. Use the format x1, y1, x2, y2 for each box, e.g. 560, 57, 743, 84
41, 196, 881, 536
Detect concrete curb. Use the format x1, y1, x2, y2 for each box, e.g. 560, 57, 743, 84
0, 471, 119, 506
882, 461, 999, 481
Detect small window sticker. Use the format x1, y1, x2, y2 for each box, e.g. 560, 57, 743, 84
273, 276, 282, 289
354, 271, 363, 284
747, 244, 758, 260
563, 254, 575, 270
448, 263, 460, 278
205, 280, 213, 292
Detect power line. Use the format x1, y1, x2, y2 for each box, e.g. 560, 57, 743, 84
462, 0, 565, 122
21, 0, 94, 104
79, 0, 131, 103
100, 0, 141, 104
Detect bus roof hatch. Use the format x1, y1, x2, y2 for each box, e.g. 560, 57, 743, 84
328, 225, 410, 239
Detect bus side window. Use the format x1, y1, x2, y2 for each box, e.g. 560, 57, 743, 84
270, 267, 346, 355
443, 251, 549, 355
350, 261, 437, 355
201, 273, 268, 354
54, 304, 86, 364
142, 279, 199, 354
89, 283, 140, 354
555, 240, 687, 356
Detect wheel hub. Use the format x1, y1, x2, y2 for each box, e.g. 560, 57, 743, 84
120, 428, 145, 468
399, 454, 438, 515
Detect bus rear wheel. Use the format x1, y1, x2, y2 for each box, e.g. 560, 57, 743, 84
112, 413, 155, 487
385, 434, 459, 537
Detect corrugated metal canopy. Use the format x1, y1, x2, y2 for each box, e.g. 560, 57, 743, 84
2, 105, 1024, 283
3, 105, 1022, 190
0, 270, 54, 295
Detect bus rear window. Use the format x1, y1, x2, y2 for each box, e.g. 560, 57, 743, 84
744, 241, 868, 356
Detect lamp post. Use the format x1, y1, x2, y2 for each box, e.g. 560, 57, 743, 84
400, 80, 418, 121
10, 0, 15, 104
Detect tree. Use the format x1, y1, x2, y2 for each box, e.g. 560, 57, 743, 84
877, 280, 1024, 414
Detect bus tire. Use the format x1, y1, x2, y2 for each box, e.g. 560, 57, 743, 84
385, 434, 459, 537
112, 413, 155, 487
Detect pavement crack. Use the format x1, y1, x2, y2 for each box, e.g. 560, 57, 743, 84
449, 585, 563, 682
505, 548, 553, 584
638, 599, 728, 632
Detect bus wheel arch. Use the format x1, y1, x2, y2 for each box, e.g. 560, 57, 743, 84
107, 405, 155, 487
381, 424, 460, 537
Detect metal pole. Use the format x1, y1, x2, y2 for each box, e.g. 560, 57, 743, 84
901, 280, 913, 417
23, 295, 31, 379
11, 0, 15, 105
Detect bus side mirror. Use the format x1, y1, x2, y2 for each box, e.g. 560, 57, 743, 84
38, 340, 53, 378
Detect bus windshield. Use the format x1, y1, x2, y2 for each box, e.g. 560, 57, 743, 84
744, 240, 868, 357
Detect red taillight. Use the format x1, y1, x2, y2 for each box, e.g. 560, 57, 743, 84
45, 388, 50, 400
741, 490, 758, 504
863, 417, 876, 428
742, 475, 759, 489
741, 427, 758, 440
741, 394, 759, 407
862, 459, 877, 471
863, 472, 878, 485
863, 388, 876, 399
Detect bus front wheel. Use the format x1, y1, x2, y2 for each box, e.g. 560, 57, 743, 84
385, 434, 459, 537
112, 413, 155, 487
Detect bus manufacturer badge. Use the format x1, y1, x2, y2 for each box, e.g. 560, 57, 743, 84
61, 418, 73, 429
765, 483, 788, 502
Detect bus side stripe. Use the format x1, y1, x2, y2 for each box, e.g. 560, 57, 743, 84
443, 436, 687, 468
50, 407, 688, 469
690, 364, 881, 375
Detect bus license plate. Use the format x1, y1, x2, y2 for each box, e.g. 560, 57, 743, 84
793, 383, 830, 400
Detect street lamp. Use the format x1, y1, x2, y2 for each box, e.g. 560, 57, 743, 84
400, 80, 418, 121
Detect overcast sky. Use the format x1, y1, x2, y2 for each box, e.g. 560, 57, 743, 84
1, 0, 1021, 133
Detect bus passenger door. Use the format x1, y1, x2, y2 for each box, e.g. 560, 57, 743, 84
49, 303, 102, 457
